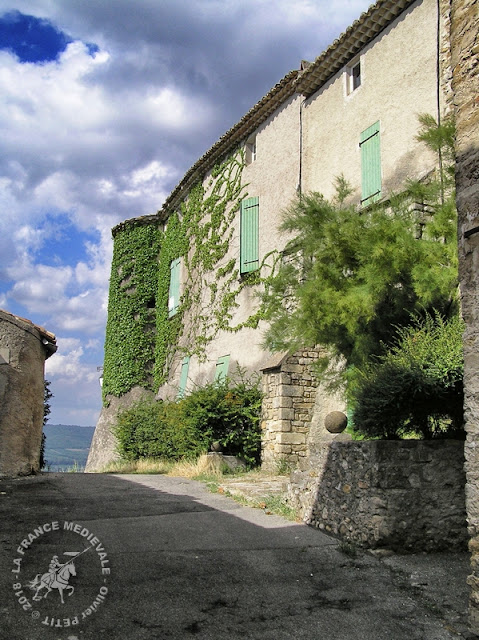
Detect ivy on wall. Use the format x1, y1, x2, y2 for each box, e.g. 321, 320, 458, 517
154, 151, 254, 387
104, 149, 278, 401
102, 222, 161, 401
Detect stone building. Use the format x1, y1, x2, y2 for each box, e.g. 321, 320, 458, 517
451, 0, 479, 631
88, 0, 453, 471
0, 309, 57, 477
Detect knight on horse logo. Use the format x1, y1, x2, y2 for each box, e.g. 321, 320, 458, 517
12, 520, 110, 628
28, 548, 89, 604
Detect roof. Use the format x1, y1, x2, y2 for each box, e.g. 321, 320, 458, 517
295, 0, 416, 96
0, 308, 57, 358
113, 0, 416, 236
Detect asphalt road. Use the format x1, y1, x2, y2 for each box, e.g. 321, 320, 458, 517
0, 472, 472, 639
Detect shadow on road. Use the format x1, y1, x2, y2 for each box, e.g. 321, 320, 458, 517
0, 472, 470, 640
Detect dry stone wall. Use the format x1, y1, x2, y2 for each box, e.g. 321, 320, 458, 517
288, 440, 467, 552
260, 349, 321, 470
450, 0, 479, 631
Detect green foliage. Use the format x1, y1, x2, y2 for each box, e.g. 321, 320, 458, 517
114, 370, 263, 466
350, 313, 464, 439
103, 223, 162, 399
153, 151, 275, 386
262, 115, 458, 377
114, 398, 209, 461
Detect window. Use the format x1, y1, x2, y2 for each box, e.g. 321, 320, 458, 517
168, 257, 181, 317
360, 122, 381, 205
240, 197, 259, 274
245, 134, 256, 165
214, 355, 230, 382
347, 59, 361, 94
177, 356, 190, 399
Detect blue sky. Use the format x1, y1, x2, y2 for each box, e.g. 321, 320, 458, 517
0, 0, 373, 426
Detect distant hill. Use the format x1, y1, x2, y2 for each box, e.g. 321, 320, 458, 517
43, 424, 95, 472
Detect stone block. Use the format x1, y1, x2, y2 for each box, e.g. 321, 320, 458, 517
282, 364, 302, 373
275, 444, 292, 454
273, 396, 293, 409
276, 432, 306, 445
278, 408, 294, 421
281, 385, 303, 397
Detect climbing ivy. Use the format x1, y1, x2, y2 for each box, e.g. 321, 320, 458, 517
154, 151, 254, 386
102, 222, 162, 401
105, 148, 278, 399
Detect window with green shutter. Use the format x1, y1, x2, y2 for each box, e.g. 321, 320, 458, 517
360, 122, 381, 205
214, 355, 230, 382
177, 356, 190, 398
168, 257, 181, 317
240, 197, 259, 274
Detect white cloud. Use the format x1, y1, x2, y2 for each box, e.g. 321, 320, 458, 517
45, 336, 99, 384
0, 0, 373, 425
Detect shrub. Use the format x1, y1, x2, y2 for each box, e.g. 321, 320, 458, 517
114, 398, 209, 461
114, 371, 262, 466
350, 313, 464, 440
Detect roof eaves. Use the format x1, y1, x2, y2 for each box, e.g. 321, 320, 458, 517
157, 69, 299, 218
295, 0, 416, 97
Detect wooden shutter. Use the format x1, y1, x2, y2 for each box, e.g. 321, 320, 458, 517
214, 355, 230, 382
168, 258, 181, 317
360, 122, 381, 204
177, 356, 190, 398
240, 197, 259, 273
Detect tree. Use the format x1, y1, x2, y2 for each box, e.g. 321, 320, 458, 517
350, 313, 464, 439
40, 380, 53, 470
261, 115, 458, 381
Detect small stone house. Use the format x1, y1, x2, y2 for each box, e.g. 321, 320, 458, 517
0, 309, 57, 477
88, 0, 453, 471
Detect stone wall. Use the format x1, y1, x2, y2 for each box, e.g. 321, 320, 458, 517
288, 440, 467, 552
260, 349, 321, 470
86, 386, 154, 472
0, 309, 56, 477
450, 0, 479, 631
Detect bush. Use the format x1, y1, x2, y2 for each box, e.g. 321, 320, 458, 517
114, 371, 262, 466
350, 313, 464, 440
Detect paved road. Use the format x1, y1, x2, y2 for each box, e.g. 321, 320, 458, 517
0, 473, 471, 639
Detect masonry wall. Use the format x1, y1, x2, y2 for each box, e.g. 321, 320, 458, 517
0, 310, 53, 477
261, 348, 339, 470
288, 440, 468, 552
302, 0, 443, 203
175, 95, 301, 394
450, 0, 479, 631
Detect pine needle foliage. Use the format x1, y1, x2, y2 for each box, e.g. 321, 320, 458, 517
350, 313, 464, 439
261, 115, 458, 378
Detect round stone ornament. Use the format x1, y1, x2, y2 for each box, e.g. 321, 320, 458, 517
324, 411, 348, 434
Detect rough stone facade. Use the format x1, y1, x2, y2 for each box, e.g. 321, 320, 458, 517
288, 440, 468, 552
85, 386, 154, 472
261, 348, 322, 470
450, 0, 479, 631
0, 309, 57, 477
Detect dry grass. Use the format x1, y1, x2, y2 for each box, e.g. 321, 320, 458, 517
102, 454, 227, 477
102, 458, 173, 474
167, 454, 227, 478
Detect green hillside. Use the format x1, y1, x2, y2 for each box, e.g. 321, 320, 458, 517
43, 424, 95, 472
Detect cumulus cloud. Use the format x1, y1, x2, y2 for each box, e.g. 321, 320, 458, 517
0, 0, 373, 424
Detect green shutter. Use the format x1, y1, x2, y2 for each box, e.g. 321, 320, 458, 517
360, 122, 381, 204
214, 355, 230, 382
177, 356, 190, 398
240, 197, 259, 273
168, 258, 181, 317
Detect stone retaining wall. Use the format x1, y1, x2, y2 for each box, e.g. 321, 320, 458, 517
288, 439, 467, 552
